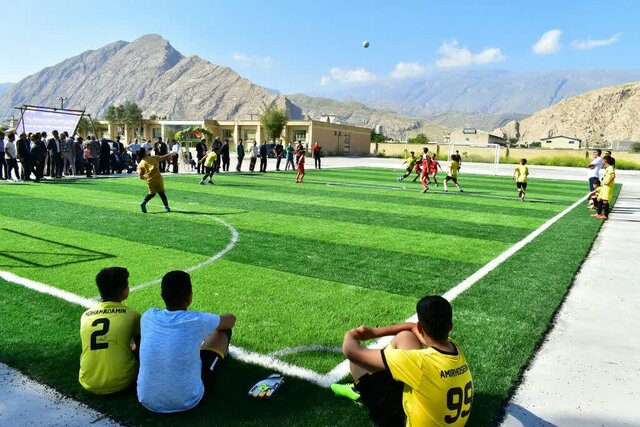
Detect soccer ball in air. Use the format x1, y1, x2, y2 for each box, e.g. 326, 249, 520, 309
362, 41, 370, 48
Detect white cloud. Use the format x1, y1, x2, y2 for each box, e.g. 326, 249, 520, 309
326, 67, 377, 84
435, 40, 505, 68
320, 76, 332, 86
231, 52, 272, 68
532, 30, 562, 55
390, 61, 426, 79
573, 33, 622, 50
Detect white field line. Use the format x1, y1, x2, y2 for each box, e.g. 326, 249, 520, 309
268, 345, 342, 358
129, 215, 239, 292
0, 271, 94, 308
0, 191, 588, 388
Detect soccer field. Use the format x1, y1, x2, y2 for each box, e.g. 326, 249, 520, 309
0, 167, 613, 426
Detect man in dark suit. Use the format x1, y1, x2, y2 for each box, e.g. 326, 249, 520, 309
259, 140, 268, 172
47, 130, 63, 178
221, 139, 230, 172
195, 139, 206, 173
100, 138, 111, 174
18, 133, 33, 181
236, 138, 244, 172
158, 137, 168, 172
212, 137, 222, 173
30, 133, 47, 182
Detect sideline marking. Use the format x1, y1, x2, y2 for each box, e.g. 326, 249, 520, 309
268, 345, 342, 358
129, 215, 239, 292
0, 192, 588, 388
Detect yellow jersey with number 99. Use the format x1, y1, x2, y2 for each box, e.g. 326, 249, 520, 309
384, 339, 473, 426
79, 301, 141, 394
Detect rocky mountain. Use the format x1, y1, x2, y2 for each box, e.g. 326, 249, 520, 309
317, 69, 640, 127
495, 81, 640, 144
0, 83, 13, 97
0, 34, 301, 121
287, 94, 449, 140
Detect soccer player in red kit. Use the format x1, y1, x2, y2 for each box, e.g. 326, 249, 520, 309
429, 152, 442, 187
296, 153, 305, 183
420, 148, 431, 193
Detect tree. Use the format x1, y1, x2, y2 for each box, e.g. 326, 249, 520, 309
76, 116, 93, 136
529, 141, 542, 148
260, 104, 288, 142
370, 128, 386, 143
408, 133, 429, 144
629, 142, 640, 153
122, 101, 143, 127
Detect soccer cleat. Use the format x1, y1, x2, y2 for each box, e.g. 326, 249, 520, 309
331, 383, 361, 404
140, 203, 147, 213
199, 180, 205, 185
435, 183, 439, 187
208, 180, 213, 184
443, 189, 448, 193
459, 188, 464, 192
164, 206, 171, 212
422, 188, 428, 193
397, 177, 403, 182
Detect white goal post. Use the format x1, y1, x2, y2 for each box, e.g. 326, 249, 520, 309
447, 143, 501, 175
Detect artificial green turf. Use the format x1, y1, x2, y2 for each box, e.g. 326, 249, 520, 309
0, 167, 614, 426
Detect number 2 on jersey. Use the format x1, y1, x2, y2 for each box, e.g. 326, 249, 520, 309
444, 381, 473, 423
90, 318, 110, 350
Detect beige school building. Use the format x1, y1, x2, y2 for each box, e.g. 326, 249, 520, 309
98, 118, 371, 155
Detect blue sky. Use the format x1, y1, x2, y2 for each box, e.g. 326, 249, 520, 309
4, 0, 638, 93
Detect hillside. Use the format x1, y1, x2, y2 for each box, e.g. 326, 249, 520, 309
318, 69, 640, 119
0, 35, 301, 121
287, 94, 449, 140
496, 81, 640, 144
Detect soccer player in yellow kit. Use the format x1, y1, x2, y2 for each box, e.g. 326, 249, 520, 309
333, 296, 473, 426
79, 267, 141, 394
594, 155, 615, 220
137, 148, 173, 213
444, 155, 463, 193
398, 151, 417, 182
198, 150, 218, 185
512, 158, 529, 202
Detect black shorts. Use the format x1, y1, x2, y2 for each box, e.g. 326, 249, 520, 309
355, 366, 405, 427
445, 175, 458, 184
516, 181, 527, 189
204, 166, 213, 174
200, 349, 224, 390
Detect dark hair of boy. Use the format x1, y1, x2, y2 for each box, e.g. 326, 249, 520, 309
594, 149, 602, 156
594, 178, 601, 186
161, 270, 192, 308
416, 296, 452, 342
137, 148, 146, 161
96, 267, 129, 301
521, 158, 527, 165
410, 151, 414, 155
603, 155, 612, 165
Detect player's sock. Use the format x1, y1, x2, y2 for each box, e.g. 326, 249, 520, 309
140, 202, 147, 213
331, 383, 361, 403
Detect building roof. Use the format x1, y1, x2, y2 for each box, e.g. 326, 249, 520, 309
542, 135, 582, 142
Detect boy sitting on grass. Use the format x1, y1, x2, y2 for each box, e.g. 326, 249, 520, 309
79, 267, 141, 394
332, 296, 473, 426
137, 270, 236, 413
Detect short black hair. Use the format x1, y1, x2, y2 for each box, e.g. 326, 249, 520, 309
603, 155, 613, 165
593, 178, 601, 186
161, 270, 192, 307
521, 158, 527, 164
96, 267, 129, 301
594, 149, 602, 155
416, 296, 452, 342
137, 148, 146, 161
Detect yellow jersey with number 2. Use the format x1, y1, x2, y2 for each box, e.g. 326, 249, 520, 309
79, 301, 141, 394
515, 165, 529, 182
384, 339, 473, 427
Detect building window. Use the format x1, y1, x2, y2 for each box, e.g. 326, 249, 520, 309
222, 129, 233, 141
568, 141, 575, 144
152, 127, 162, 138
243, 129, 256, 142
292, 130, 307, 142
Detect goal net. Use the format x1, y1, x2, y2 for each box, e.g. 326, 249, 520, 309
447, 143, 500, 175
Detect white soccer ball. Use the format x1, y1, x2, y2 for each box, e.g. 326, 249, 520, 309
362, 40, 370, 48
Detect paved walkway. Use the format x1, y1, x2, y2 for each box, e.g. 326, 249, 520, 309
1, 157, 638, 426
501, 180, 640, 427
0, 363, 118, 426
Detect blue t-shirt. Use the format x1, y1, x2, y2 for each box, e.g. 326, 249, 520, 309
137, 309, 220, 413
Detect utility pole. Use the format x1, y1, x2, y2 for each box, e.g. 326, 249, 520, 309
58, 97, 67, 109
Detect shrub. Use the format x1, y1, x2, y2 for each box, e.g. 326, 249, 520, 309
629, 142, 640, 153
